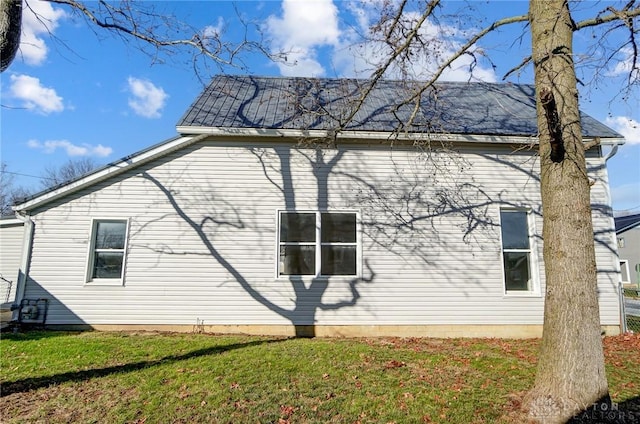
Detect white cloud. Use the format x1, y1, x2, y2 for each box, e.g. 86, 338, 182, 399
9, 74, 64, 114
334, 7, 497, 82
20, 0, 67, 66
606, 47, 639, 82
263, 1, 496, 81
127, 77, 168, 118
606, 116, 640, 145
203, 17, 225, 38
265, 0, 340, 76
27, 139, 113, 157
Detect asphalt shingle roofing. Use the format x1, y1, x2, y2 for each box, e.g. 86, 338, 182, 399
177, 75, 622, 139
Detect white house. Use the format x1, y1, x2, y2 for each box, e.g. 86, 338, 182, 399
10, 76, 625, 337
615, 213, 640, 288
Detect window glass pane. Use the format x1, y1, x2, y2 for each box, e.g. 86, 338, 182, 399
620, 261, 629, 282
92, 252, 124, 279
321, 213, 356, 242
321, 245, 356, 275
504, 251, 530, 291
279, 245, 315, 275
500, 211, 529, 249
280, 213, 316, 242
95, 221, 127, 249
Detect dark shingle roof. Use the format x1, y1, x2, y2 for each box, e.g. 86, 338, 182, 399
615, 213, 640, 233
177, 75, 622, 139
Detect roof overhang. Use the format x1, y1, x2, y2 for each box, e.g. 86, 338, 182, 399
13, 134, 208, 213
0, 217, 24, 227
177, 126, 625, 146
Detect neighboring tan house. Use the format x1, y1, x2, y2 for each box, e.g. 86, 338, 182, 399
615, 213, 640, 288
10, 76, 625, 337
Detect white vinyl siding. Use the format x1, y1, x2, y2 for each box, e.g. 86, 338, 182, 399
0, 219, 24, 303
20, 140, 620, 328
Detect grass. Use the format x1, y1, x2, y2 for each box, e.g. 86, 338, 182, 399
1, 331, 639, 423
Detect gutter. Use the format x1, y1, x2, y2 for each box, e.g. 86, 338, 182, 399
602, 139, 625, 332
605, 141, 621, 162
12, 212, 34, 312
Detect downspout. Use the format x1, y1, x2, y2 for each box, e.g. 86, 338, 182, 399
13, 211, 34, 316
604, 142, 620, 162
603, 141, 625, 333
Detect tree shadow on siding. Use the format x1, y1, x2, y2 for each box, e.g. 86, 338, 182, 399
251, 142, 514, 301
140, 171, 375, 337
477, 150, 621, 283
140, 78, 616, 335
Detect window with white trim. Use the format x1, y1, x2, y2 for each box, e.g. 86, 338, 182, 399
500, 209, 535, 293
278, 211, 358, 277
620, 260, 630, 284
87, 219, 128, 282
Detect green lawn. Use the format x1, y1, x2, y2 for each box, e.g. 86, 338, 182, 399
1, 331, 638, 423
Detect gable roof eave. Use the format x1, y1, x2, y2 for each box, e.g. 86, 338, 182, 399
13, 134, 208, 214
177, 125, 624, 146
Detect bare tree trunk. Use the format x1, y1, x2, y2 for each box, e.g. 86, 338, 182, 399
526, 0, 608, 422
0, 0, 22, 72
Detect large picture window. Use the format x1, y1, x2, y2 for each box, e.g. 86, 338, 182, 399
87, 219, 128, 283
278, 211, 358, 277
500, 209, 535, 293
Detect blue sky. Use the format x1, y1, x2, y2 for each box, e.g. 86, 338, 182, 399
1, 0, 638, 213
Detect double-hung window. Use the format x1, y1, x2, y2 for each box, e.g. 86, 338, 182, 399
278, 211, 358, 277
500, 209, 536, 293
87, 219, 129, 283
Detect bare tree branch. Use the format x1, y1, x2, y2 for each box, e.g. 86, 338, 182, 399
46, 0, 275, 71
337, 0, 441, 131
396, 13, 528, 130
574, 2, 640, 30
504, 3, 640, 83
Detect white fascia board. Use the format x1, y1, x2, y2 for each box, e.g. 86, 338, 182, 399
178, 126, 538, 144
0, 217, 23, 227
14, 134, 208, 213
178, 126, 624, 146
597, 137, 626, 146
